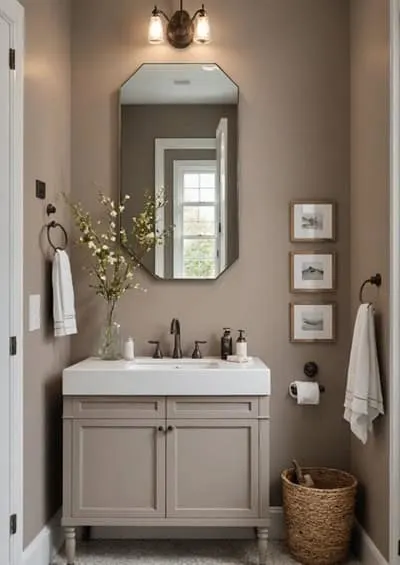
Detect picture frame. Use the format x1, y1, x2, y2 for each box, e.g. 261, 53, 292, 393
290, 303, 336, 343
290, 200, 336, 242
290, 251, 336, 293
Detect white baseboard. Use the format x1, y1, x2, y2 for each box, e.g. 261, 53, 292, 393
91, 506, 285, 541
19, 505, 389, 565
19, 504, 284, 564
22, 508, 64, 565
355, 522, 388, 565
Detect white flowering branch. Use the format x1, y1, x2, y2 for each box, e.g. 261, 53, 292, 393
67, 190, 170, 310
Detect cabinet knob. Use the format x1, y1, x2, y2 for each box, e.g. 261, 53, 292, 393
167, 425, 175, 432
158, 426, 165, 432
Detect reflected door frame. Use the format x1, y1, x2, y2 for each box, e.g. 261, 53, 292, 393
154, 138, 216, 278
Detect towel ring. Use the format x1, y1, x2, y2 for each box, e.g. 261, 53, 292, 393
359, 273, 382, 304
47, 220, 68, 251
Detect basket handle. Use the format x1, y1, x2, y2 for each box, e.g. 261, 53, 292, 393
292, 459, 304, 484
292, 459, 315, 487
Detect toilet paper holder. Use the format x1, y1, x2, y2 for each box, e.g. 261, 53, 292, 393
289, 361, 326, 397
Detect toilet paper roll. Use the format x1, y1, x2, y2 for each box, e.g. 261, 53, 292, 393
289, 381, 320, 405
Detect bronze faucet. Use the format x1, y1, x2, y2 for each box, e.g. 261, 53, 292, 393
170, 318, 183, 358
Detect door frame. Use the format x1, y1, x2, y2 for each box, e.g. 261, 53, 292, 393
390, 1, 400, 564
154, 137, 216, 278
0, 0, 24, 564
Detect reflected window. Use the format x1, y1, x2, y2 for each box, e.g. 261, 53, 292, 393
173, 161, 221, 278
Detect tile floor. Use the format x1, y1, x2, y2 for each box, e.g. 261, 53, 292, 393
54, 539, 359, 565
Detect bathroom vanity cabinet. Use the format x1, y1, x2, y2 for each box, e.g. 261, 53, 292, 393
62, 358, 271, 565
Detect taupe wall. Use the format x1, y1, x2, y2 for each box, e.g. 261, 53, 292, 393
21, 0, 71, 548
71, 0, 351, 504
350, 1, 390, 558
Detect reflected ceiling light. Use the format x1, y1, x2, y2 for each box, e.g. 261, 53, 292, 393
148, 1, 211, 49
202, 64, 218, 72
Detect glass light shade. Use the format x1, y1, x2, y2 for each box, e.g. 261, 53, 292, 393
148, 14, 164, 44
194, 13, 211, 44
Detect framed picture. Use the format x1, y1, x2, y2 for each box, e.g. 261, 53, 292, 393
290, 303, 336, 342
290, 200, 336, 242
290, 251, 336, 292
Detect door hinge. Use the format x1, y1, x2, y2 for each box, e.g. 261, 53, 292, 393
9, 336, 17, 356
9, 48, 15, 71
10, 514, 17, 536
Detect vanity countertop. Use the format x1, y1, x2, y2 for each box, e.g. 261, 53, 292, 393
62, 356, 271, 396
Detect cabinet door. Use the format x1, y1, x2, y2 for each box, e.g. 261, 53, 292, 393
71, 419, 165, 519
166, 419, 259, 518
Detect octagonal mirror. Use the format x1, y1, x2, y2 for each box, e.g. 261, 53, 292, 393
120, 63, 239, 280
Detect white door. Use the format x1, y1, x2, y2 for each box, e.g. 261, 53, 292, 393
216, 117, 228, 272
0, 9, 12, 565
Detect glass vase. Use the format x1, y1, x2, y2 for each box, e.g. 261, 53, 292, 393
98, 302, 121, 360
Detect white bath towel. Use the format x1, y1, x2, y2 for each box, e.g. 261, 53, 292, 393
344, 304, 384, 444
52, 249, 77, 337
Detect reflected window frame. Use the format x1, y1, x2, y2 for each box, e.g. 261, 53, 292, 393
173, 159, 220, 279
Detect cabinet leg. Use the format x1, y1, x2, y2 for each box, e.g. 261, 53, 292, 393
257, 527, 268, 565
65, 527, 76, 565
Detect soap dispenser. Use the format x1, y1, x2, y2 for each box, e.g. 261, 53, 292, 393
236, 330, 247, 358
123, 337, 135, 361
220, 328, 233, 360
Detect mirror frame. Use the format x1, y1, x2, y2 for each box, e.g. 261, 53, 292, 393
118, 63, 240, 281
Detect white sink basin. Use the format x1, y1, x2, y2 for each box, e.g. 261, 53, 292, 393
131, 358, 220, 369
63, 356, 271, 396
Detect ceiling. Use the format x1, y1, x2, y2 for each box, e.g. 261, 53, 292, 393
120, 64, 238, 105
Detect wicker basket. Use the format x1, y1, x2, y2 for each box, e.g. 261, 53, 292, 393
282, 467, 357, 565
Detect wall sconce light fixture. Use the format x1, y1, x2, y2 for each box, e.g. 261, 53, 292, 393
148, 1, 211, 49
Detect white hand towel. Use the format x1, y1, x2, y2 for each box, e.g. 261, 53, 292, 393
52, 249, 77, 337
344, 304, 384, 444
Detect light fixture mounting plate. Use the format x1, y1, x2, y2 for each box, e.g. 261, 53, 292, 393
167, 10, 194, 49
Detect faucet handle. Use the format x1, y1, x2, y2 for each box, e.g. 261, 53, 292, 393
148, 340, 163, 359
192, 340, 207, 359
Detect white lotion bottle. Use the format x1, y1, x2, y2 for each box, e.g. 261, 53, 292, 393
123, 337, 135, 361
236, 330, 247, 358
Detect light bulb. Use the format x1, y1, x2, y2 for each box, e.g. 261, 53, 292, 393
148, 13, 164, 44
194, 11, 211, 44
